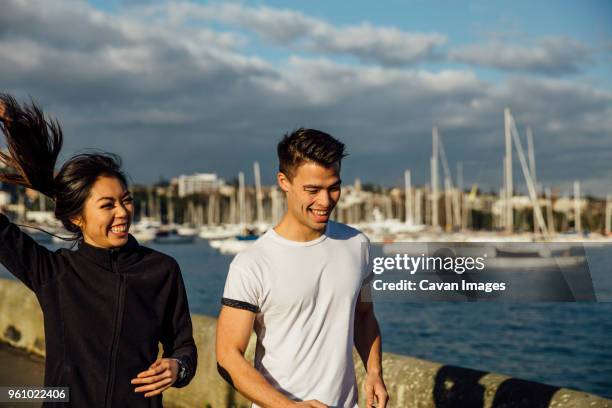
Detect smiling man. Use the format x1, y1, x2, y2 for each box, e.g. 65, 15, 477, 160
216, 128, 388, 408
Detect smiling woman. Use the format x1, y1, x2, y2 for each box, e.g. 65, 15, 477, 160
72, 175, 134, 249
0, 94, 197, 407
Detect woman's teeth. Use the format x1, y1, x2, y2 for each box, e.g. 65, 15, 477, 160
110, 224, 127, 233
312, 210, 328, 216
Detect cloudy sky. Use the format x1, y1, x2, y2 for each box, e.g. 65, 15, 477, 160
1, 0, 611, 195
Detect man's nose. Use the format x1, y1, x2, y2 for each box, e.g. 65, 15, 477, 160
317, 190, 331, 208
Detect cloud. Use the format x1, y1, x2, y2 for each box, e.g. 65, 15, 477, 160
152, 2, 447, 66
306, 23, 446, 66
449, 37, 593, 75
0, 0, 129, 52
0, 0, 270, 101
0, 0, 610, 195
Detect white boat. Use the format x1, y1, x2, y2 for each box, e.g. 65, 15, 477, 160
153, 229, 195, 244
487, 243, 586, 269
485, 254, 586, 269
208, 226, 262, 255
380, 241, 586, 270
177, 224, 199, 237
210, 238, 256, 255
198, 224, 243, 240
131, 219, 161, 243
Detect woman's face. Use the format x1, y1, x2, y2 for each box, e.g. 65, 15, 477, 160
72, 176, 134, 249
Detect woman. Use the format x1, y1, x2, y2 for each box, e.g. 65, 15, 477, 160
0, 94, 197, 407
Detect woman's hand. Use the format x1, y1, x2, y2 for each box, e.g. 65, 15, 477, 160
131, 358, 179, 398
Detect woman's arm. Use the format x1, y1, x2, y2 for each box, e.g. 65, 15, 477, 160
132, 260, 197, 397
160, 261, 198, 387
0, 96, 62, 292
0, 212, 59, 292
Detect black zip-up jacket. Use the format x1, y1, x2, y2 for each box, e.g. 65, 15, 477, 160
0, 214, 197, 407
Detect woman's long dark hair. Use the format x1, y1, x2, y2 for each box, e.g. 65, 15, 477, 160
0, 93, 128, 240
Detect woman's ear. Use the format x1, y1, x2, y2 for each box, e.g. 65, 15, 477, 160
70, 215, 83, 229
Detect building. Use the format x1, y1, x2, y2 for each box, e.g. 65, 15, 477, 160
176, 173, 225, 197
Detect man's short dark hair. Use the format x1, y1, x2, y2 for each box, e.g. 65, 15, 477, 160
277, 128, 346, 180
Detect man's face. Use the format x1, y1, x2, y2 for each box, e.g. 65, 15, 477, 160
279, 161, 341, 233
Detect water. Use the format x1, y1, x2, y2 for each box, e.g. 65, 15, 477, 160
1, 239, 611, 398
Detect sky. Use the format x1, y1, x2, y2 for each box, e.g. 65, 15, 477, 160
1, 0, 611, 195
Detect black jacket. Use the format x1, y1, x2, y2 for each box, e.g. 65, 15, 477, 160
0, 214, 197, 407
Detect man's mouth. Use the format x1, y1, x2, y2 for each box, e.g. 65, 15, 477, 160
309, 208, 330, 222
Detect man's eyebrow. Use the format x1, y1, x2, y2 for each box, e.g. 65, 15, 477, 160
303, 180, 342, 189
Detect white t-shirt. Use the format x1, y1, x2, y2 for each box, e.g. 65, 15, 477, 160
222, 221, 370, 408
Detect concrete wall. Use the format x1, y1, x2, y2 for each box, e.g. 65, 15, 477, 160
0, 278, 609, 407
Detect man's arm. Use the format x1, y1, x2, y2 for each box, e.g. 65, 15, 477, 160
354, 293, 389, 408
216, 305, 327, 408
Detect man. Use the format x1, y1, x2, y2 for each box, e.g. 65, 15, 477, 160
216, 128, 388, 408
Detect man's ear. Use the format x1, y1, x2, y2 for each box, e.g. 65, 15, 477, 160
277, 172, 290, 193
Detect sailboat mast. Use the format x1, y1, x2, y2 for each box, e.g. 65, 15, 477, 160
431, 127, 439, 229
404, 170, 413, 225
504, 108, 513, 233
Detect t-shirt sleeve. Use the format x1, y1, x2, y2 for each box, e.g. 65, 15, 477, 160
221, 262, 262, 313
359, 235, 375, 302
360, 234, 373, 285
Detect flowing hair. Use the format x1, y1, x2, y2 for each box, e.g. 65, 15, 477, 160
0, 94, 62, 198
0, 93, 127, 241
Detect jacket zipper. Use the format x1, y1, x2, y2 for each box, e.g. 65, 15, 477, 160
103, 250, 126, 408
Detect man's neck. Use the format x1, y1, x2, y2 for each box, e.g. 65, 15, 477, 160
274, 214, 326, 242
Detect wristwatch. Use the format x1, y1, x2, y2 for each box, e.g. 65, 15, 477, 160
173, 358, 187, 383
